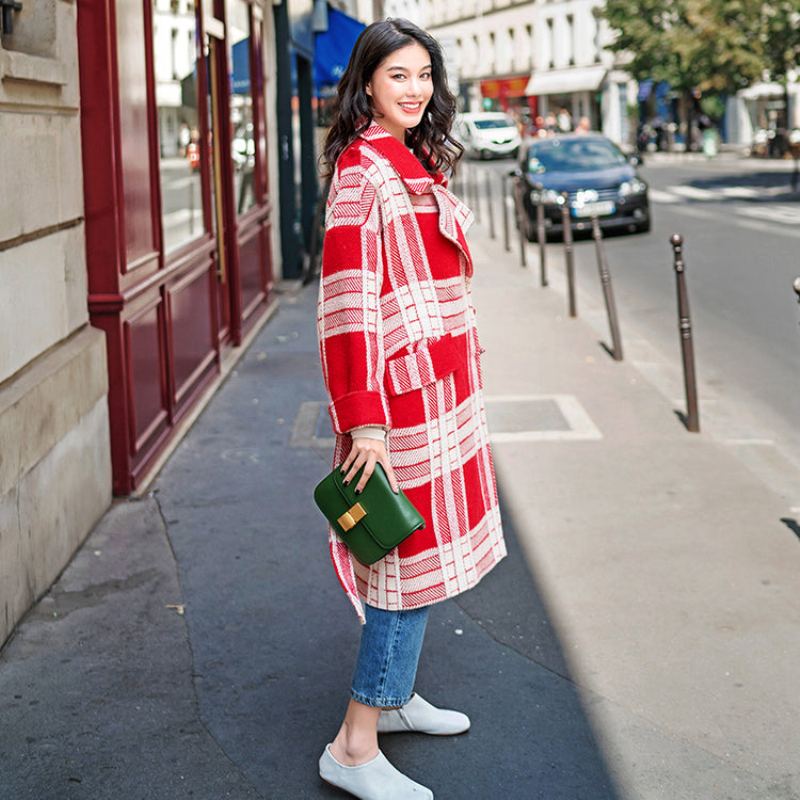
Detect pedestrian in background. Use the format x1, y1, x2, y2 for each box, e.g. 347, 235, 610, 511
557, 106, 573, 132
316, 17, 507, 800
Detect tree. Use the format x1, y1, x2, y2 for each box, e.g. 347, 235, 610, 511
761, 0, 800, 134
601, 0, 799, 147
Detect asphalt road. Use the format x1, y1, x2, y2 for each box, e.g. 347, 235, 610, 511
480, 154, 800, 474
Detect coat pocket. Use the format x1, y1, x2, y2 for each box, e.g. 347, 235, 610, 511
385, 333, 462, 396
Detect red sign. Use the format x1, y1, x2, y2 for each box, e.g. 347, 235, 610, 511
480, 75, 530, 99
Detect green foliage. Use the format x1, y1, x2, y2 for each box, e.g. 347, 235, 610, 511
762, 0, 800, 86
602, 0, 800, 92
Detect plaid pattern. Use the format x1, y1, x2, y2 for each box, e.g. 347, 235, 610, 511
316, 120, 506, 623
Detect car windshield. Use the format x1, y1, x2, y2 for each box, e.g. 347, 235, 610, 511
473, 118, 515, 129
527, 138, 627, 173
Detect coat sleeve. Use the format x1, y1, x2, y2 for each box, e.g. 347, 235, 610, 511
316, 159, 392, 435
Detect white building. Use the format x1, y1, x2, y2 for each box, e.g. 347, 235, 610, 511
382, 0, 635, 145
725, 78, 800, 149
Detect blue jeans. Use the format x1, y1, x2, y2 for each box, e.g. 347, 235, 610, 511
350, 604, 430, 708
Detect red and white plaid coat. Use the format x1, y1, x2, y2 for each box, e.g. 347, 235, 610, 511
316, 119, 507, 623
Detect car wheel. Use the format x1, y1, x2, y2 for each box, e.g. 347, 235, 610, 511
635, 218, 652, 234
480, 149, 491, 160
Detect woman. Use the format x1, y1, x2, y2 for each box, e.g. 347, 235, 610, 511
315, 18, 507, 799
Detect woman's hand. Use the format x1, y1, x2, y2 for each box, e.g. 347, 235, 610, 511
341, 437, 400, 494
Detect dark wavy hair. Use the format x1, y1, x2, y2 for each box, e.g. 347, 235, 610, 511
320, 18, 464, 180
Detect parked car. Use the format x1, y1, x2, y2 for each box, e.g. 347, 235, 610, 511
456, 112, 521, 160
515, 134, 651, 239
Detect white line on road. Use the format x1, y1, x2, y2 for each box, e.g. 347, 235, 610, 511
737, 205, 800, 225
717, 186, 760, 199
668, 185, 719, 201
667, 202, 800, 239
649, 188, 681, 204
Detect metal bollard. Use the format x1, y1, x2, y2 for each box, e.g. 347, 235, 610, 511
670, 234, 700, 432
501, 175, 511, 253
561, 191, 576, 317
471, 166, 481, 224
794, 278, 800, 324
591, 216, 623, 360
513, 176, 528, 268
485, 170, 496, 240
536, 200, 548, 287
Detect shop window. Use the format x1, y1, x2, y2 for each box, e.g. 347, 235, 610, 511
152, 0, 203, 252
227, 0, 256, 215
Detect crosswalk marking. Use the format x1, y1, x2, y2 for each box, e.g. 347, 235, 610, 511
648, 188, 680, 204
737, 205, 800, 225
648, 183, 800, 228
668, 185, 719, 200
718, 186, 760, 199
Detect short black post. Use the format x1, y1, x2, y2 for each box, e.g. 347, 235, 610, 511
591, 215, 623, 360
536, 199, 548, 287
514, 177, 528, 268
794, 277, 800, 319
561, 191, 576, 317
485, 170, 496, 240
501, 175, 511, 253
670, 233, 700, 432
472, 167, 481, 224
452, 166, 462, 198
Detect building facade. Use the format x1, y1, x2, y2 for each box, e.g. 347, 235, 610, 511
0, 0, 111, 647
383, 0, 635, 144
1, 0, 281, 648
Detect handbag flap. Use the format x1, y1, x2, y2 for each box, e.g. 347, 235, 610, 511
316, 462, 424, 548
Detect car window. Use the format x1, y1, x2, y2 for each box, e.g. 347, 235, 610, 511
473, 118, 515, 129
526, 138, 627, 172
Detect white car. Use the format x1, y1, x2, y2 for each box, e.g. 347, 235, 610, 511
456, 112, 521, 160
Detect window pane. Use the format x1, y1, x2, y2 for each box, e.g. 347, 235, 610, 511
152, 1, 204, 253
227, 0, 256, 214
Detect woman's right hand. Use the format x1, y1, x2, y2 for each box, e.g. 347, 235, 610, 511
341, 437, 400, 495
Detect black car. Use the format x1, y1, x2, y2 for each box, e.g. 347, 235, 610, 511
515, 134, 651, 240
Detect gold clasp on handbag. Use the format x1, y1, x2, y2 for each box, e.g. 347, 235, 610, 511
338, 501, 366, 532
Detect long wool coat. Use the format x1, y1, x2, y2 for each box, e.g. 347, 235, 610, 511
316, 119, 507, 623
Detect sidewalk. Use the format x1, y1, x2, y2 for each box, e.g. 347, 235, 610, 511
1, 215, 799, 799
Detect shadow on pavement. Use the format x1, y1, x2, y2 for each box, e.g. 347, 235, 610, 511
154, 280, 622, 799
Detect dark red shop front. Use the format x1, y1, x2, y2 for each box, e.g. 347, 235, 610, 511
78, 0, 275, 495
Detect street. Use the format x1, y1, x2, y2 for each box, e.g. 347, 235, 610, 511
481, 154, 800, 484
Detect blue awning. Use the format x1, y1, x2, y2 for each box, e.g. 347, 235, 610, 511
231, 38, 250, 95
637, 79, 653, 102
313, 6, 365, 93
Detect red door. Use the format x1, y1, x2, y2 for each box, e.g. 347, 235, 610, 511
80, 0, 275, 494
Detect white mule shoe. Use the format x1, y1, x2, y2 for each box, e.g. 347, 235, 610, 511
319, 743, 433, 799
377, 693, 470, 736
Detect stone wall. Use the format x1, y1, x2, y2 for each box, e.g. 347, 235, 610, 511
0, 0, 111, 646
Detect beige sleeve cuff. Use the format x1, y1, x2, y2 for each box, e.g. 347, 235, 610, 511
348, 425, 387, 441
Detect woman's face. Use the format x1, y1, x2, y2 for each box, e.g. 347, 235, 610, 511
366, 42, 434, 142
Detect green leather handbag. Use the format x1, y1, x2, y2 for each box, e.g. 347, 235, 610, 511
313, 461, 425, 565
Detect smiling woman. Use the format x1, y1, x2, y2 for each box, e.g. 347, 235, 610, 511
315, 17, 506, 800
364, 45, 433, 140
